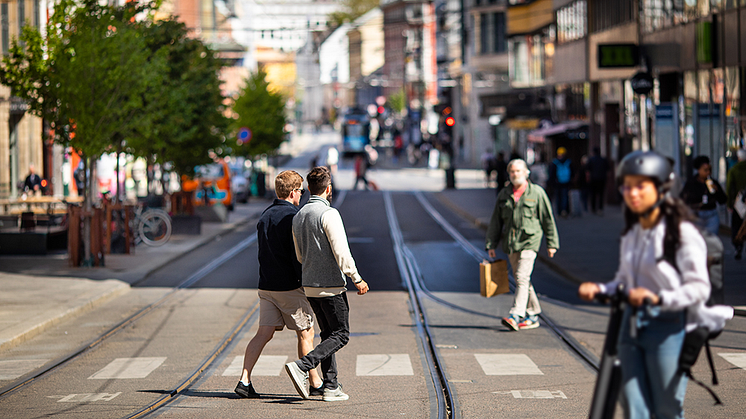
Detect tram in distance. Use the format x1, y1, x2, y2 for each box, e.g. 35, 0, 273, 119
341, 109, 371, 156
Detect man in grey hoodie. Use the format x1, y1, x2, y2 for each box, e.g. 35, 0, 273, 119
285, 166, 369, 401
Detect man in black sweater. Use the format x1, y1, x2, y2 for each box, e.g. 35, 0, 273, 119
235, 170, 323, 398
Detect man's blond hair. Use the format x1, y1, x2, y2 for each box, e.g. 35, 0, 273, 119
275, 170, 303, 199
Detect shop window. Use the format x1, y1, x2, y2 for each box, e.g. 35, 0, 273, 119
557, 0, 586, 44
493, 12, 506, 53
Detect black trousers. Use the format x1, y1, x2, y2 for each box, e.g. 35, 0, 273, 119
297, 292, 350, 389
589, 180, 606, 212
733, 211, 744, 255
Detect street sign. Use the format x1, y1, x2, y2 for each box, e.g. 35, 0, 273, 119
630, 72, 654, 95
598, 44, 639, 68
237, 127, 252, 144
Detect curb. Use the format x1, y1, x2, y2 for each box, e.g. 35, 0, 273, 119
0, 279, 130, 353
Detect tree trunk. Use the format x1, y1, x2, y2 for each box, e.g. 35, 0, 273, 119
82, 155, 92, 267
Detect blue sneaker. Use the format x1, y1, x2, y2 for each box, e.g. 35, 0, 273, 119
502, 314, 521, 331
518, 315, 540, 330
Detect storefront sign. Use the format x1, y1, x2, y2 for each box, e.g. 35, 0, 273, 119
598, 44, 639, 68
630, 72, 654, 95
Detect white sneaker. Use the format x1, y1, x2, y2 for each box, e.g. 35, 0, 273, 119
323, 384, 349, 401
284, 362, 309, 399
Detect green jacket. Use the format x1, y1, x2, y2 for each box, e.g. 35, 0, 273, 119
485, 182, 559, 254
726, 161, 746, 209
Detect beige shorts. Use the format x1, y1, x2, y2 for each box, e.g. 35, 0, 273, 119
258, 288, 314, 331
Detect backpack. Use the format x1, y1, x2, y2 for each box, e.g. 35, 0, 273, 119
554, 159, 571, 184
661, 225, 725, 404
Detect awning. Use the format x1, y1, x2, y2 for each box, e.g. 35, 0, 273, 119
528, 120, 587, 143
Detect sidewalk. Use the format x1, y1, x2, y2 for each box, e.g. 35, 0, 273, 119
0, 199, 269, 353
435, 187, 746, 313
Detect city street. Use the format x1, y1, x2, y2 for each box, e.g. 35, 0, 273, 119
1, 129, 746, 418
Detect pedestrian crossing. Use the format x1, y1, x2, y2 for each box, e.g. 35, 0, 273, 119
3, 351, 746, 382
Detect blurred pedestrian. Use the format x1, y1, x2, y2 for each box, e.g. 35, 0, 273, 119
587, 147, 610, 215
352, 154, 369, 190
235, 170, 323, 399
680, 155, 727, 236
23, 164, 42, 195
495, 152, 509, 193
577, 155, 590, 213
486, 159, 559, 331
549, 147, 573, 217
726, 149, 746, 260
578, 151, 732, 419
286, 166, 369, 401
481, 149, 496, 187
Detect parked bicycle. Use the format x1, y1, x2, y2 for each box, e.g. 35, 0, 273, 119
133, 205, 172, 247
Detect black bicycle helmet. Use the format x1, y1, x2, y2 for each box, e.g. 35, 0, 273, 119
615, 151, 674, 186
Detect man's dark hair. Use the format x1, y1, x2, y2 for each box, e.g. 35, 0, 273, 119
307, 166, 331, 195
692, 155, 710, 170
593, 147, 601, 156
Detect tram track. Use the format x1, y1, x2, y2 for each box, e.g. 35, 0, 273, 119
412, 191, 601, 372
0, 232, 261, 413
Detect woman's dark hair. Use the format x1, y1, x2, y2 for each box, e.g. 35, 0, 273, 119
692, 155, 710, 170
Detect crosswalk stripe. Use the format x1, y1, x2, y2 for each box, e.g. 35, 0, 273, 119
356, 354, 414, 376
222, 355, 288, 377
718, 353, 746, 370
88, 357, 166, 379
474, 354, 544, 375
0, 359, 50, 380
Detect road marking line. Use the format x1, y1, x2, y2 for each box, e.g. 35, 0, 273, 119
0, 359, 50, 380
493, 390, 567, 399
718, 353, 746, 369
475, 354, 544, 375
222, 355, 288, 377
88, 357, 166, 379
58, 392, 122, 402
356, 354, 414, 376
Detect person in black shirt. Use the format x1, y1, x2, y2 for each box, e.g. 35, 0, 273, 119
680, 155, 727, 235
235, 170, 323, 399
587, 147, 610, 215
23, 164, 43, 195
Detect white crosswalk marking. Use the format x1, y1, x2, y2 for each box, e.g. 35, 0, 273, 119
474, 354, 544, 375
356, 354, 414, 376
222, 355, 288, 377
494, 390, 567, 399
88, 357, 166, 379
0, 359, 50, 380
58, 393, 121, 402
718, 353, 746, 369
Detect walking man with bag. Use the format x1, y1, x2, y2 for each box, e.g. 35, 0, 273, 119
285, 166, 369, 401
235, 170, 323, 398
726, 149, 746, 260
486, 159, 559, 330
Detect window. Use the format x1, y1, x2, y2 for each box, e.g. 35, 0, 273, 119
1, 4, 8, 56
556, 0, 586, 44
18, 0, 25, 33
480, 13, 489, 54
493, 12, 506, 53
590, 0, 634, 34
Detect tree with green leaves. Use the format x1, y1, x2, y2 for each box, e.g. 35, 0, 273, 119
328, 0, 379, 27
231, 68, 288, 158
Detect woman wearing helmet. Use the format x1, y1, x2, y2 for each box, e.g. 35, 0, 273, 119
578, 151, 730, 418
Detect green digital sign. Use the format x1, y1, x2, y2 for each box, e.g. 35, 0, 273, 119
598, 44, 639, 68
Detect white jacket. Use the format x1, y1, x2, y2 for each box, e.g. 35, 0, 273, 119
601, 220, 733, 332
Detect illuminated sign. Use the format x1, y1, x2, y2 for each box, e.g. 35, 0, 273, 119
598, 44, 639, 68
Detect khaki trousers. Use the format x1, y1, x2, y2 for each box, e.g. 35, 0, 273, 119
508, 250, 541, 318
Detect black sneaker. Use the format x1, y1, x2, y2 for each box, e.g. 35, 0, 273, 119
235, 381, 260, 398
309, 385, 324, 396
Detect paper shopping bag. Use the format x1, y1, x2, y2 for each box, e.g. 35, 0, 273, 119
480, 259, 509, 297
